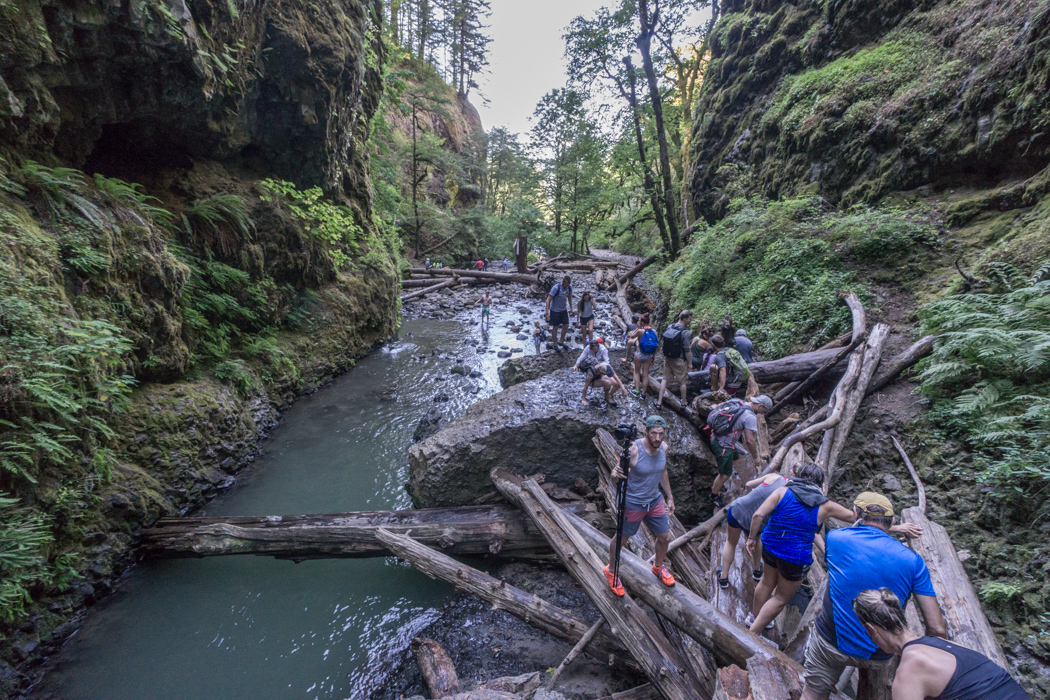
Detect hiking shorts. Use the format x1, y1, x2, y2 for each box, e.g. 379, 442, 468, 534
550, 310, 570, 327
726, 507, 748, 535
725, 384, 743, 397
665, 357, 689, 385
622, 495, 669, 537
803, 628, 889, 695
580, 314, 594, 326
636, 351, 655, 363
762, 548, 811, 582
711, 438, 742, 476
481, 306, 490, 316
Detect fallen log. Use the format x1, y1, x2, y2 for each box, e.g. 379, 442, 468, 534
615, 279, 635, 331
402, 278, 453, 288
773, 333, 853, 402
747, 654, 803, 699
374, 528, 639, 675
714, 665, 750, 700
140, 503, 612, 561
768, 333, 866, 417
401, 278, 458, 301
547, 617, 606, 688
822, 323, 889, 489
597, 684, 661, 700
867, 334, 935, 395
643, 377, 705, 431
689, 346, 849, 389
407, 268, 539, 285
895, 443, 1009, 669
617, 254, 658, 286
491, 468, 708, 700
412, 637, 460, 697
769, 413, 801, 444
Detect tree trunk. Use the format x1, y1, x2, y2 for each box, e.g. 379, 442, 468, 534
867, 335, 935, 394
616, 254, 658, 286
622, 56, 672, 254
140, 503, 612, 561
689, 346, 850, 390
407, 268, 538, 285
514, 234, 529, 273
401, 278, 458, 301
374, 528, 639, 674
411, 637, 460, 698
490, 469, 709, 700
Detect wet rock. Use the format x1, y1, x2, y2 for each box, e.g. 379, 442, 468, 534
510, 348, 523, 353
515, 334, 528, 341
468, 369, 483, 378
408, 369, 714, 522
413, 408, 448, 443
881, 474, 902, 491
478, 672, 541, 695
497, 352, 576, 388
451, 364, 471, 376
434, 393, 451, 403
497, 351, 512, 358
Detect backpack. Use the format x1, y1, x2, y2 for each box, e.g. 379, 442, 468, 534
639, 327, 660, 355
662, 324, 686, 359
706, 399, 752, 444
719, 348, 751, 386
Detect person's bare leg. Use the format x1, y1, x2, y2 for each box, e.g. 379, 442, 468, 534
751, 540, 764, 576
632, 357, 642, 392
654, 531, 670, 568
711, 473, 730, 496
641, 361, 652, 396
607, 535, 622, 569
751, 566, 779, 618
657, 375, 667, 407
751, 578, 803, 633
720, 526, 742, 579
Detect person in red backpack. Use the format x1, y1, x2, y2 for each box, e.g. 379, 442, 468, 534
706, 394, 771, 507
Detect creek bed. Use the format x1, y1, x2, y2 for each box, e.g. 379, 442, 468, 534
31, 292, 550, 700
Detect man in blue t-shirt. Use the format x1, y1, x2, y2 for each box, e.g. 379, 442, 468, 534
801, 491, 947, 700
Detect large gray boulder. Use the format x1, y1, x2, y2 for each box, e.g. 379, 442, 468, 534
498, 348, 627, 389
408, 369, 716, 523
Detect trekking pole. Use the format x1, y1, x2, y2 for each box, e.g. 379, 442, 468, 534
612, 426, 634, 585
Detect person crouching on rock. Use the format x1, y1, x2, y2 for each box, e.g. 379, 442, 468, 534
574, 338, 623, 406
604, 415, 677, 596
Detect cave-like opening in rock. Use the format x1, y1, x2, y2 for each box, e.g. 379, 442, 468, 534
83, 122, 194, 183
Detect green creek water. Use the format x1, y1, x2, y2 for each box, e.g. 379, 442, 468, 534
32, 306, 538, 700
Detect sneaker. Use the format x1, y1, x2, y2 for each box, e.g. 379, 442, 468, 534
630, 389, 640, 397
716, 566, 729, 590
652, 563, 675, 587
745, 612, 774, 629
752, 567, 764, 582
708, 492, 726, 508
603, 565, 626, 597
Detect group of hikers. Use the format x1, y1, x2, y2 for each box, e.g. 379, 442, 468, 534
599, 405, 1028, 699
424, 256, 511, 272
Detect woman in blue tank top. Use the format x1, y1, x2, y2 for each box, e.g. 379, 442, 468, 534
744, 462, 855, 634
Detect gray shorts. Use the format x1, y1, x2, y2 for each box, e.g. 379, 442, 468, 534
803, 626, 888, 695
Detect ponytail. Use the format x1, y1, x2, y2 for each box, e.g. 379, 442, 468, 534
852, 588, 907, 634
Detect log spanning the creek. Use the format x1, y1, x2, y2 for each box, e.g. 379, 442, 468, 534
407, 267, 539, 285
689, 345, 850, 389
140, 503, 613, 561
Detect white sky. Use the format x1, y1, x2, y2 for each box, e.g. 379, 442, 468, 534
476, 0, 617, 138
476, 1, 709, 140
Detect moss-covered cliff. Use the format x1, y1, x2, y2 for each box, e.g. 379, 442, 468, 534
0, 1, 401, 692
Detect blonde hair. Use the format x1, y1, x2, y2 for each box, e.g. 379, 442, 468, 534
852, 588, 907, 634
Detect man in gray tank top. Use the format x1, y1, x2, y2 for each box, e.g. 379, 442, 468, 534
604, 415, 677, 596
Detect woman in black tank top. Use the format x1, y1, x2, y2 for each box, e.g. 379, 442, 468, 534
852, 588, 1029, 700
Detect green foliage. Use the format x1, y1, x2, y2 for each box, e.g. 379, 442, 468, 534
654, 196, 869, 356
0, 496, 52, 621
213, 359, 257, 396
920, 264, 1050, 493
183, 192, 254, 257
258, 179, 363, 267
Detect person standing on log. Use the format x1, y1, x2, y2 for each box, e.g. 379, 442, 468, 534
734, 329, 755, 363
545, 275, 573, 352
604, 415, 677, 596
710, 334, 750, 397
658, 310, 692, 409
800, 492, 943, 700
626, 313, 658, 397
706, 394, 771, 508
745, 462, 855, 633
716, 471, 787, 589
474, 291, 492, 329
577, 291, 597, 345
852, 588, 1030, 700
425, 257, 432, 271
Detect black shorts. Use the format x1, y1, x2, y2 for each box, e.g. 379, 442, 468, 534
762, 548, 811, 582
550, 310, 570, 327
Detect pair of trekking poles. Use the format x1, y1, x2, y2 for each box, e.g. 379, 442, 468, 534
612, 423, 637, 586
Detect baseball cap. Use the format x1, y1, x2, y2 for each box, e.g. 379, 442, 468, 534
645, 415, 667, 429
736, 329, 746, 336
854, 491, 894, 517
750, 394, 773, 411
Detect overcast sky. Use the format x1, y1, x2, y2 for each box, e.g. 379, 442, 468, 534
476, 1, 708, 140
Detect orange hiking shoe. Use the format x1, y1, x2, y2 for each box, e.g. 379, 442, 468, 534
603, 565, 626, 597
652, 563, 676, 587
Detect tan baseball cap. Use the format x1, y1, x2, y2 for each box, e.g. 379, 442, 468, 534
854, 491, 894, 517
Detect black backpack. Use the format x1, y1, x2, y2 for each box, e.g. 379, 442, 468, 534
662, 324, 686, 359
706, 399, 750, 439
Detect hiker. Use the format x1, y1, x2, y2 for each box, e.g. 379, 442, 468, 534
532, 321, 547, 355
735, 329, 755, 363
721, 315, 737, 348
576, 350, 626, 407
474, 291, 492, 328
604, 415, 677, 596
436, 261, 443, 269
574, 336, 610, 370
690, 326, 714, 371
475, 258, 484, 271
658, 310, 692, 408
501, 257, 510, 272
744, 462, 856, 632
625, 312, 658, 397
621, 314, 640, 366
800, 492, 944, 700
545, 275, 573, 351
716, 471, 787, 590
852, 588, 1030, 700
710, 333, 750, 396
424, 257, 432, 271
577, 291, 597, 345
706, 394, 772, 507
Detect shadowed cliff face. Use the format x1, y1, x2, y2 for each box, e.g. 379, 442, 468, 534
690, 0, 1050, 221
1, 0, 375, 195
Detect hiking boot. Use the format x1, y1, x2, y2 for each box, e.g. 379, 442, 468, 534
652, 563, 675, 587
603, 565, 625, 597
752, 567, 764, 582
716, 566, 729, 590
708, 491, 726, 508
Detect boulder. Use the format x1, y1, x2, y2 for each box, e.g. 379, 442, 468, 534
498, 352, 575, 389
408, 369, 716, 523
413, 408, 448, 443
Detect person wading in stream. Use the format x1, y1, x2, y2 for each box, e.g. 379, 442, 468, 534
658, 310, 692, 408
716, 471, 787, 589
852, 588, 1030, 700
801, 492, 944, 700
706, 394, 771, 507
744, 462, 855, 632
577, 291, 597, 345
474, 291, 492, 329
604, 415, 676, 595
545, 275, 573, 352
625, 312, 657, 398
